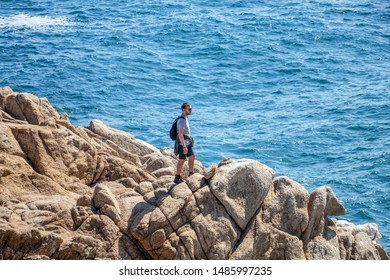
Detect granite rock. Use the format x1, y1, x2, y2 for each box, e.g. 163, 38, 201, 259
0, 87, 388, 260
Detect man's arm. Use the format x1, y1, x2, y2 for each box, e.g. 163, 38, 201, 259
178, 128, 187, 154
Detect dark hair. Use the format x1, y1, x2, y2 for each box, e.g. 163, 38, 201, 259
181, 102, 190, 110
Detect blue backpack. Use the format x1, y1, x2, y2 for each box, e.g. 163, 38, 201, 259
169, 116, 184, 140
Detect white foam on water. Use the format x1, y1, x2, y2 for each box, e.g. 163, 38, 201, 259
0, 14, 74, 29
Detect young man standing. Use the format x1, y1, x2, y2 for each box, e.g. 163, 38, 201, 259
174, 102, 195, 184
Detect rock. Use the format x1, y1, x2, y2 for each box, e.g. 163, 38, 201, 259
0, 86, 12, 95
3, 91, 59, 126
335, 220, 389, 260
231, 212, 305, 260
186, 173, 205, 192
351, 232, 383, 260
335, 219, 382, 242
76, 195, 92, 207
141, 153, 176, 173
209, 159, 275, 230
179, 160, 205, 180
9, 123, 98, 186
203, 164, 218, 180
305, 236, 341, 260
134, 181, 154, 196
176, 224, 207, 260
88, 119, 159, 157
0, 224, 63, 260
0, 124, 25, 157
302, 186, 345, 245
104, 156, 155, 182
0, 88, 388, 260
192, 186, 241, 259
93, 184, 121, 215
304, 218, 341, 260
152, 167, 175, 178
261, 176, 309, 237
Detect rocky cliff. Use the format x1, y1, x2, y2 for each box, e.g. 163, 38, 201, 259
0, 86, 388, 260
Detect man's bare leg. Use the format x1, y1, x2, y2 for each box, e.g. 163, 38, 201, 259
174, 159, 186, 183
188, 155, 195, 174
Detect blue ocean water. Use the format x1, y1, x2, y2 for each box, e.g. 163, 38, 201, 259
1, 0, 389, 252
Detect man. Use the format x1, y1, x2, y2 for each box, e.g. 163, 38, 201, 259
174, 102, 195, 184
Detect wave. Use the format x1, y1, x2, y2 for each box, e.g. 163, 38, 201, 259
0, 14, 74, 29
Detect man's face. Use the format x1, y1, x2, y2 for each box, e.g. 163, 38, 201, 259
186, 105, 192, 115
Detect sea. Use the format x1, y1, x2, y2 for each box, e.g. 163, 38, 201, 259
0, 0, 389, 253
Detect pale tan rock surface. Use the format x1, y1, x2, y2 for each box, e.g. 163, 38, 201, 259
0, 87, 388, 260
209, 159, 274, 230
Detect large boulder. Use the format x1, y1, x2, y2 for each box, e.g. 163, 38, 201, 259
1, 90, 59, 126
209, 159, 275, 230
302, 186, 345, 246
9, 123, 98, 186
231, 211, 306, 260
88, 119, 159, 157
192, 185, 241, 259
261, 176, 309, 238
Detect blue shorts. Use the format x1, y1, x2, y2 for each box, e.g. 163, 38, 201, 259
178, 144, 195, 160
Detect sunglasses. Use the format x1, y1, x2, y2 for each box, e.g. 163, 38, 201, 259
187, 107, 192, 111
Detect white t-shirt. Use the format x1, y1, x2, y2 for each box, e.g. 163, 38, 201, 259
177, 115, 191, 145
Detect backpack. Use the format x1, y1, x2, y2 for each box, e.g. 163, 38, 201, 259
169, 116, 185, 140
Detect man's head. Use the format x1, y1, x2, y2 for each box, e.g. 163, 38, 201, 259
181, 102, 192, 116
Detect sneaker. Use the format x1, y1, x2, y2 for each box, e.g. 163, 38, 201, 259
174, 175, 184, 184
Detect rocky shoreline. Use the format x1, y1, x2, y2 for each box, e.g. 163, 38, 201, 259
0, 86, 388, 260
